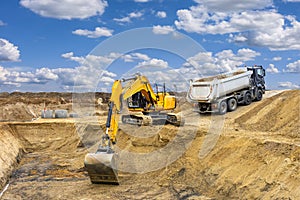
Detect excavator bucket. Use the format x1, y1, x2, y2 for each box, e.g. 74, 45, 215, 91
84, 152, 119, 184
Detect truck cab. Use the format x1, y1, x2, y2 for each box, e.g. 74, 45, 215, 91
247, 65, 266, 97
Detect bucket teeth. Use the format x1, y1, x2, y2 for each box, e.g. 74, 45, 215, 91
84, 153, 119, 184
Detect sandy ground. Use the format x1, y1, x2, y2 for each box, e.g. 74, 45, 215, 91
0, 90, 299, 199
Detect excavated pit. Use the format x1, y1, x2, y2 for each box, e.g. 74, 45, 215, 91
0, 122, 87, 192
0, 90, 299, 199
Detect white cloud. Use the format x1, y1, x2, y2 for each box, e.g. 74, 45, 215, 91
125, 58, 187, 91
152, 25, 175, 35
59, 52, 118, 89
61, 52, 74, 59
235, 48, 261, 61
0, 66, 9, 82
0, 65, 59, 87
278, 81, 299, 89
181, 48, 260, 77
61, 51, 120, 68
114, 11, 143, 24
284, 60, 300, 72
122, 53, 150, 62
136, 58, 169, 69
20, 0, 107, 20
246, 15, 300, 50
156, 11, 167, 18
175, 7, 283, 34
129, 12, 143, 18
35, 67, 59, 81
194, 0, 273, 12
0, 20, 6, 26
272, 56, 282, 61
175, 2, 300, 50
228, 33, 248, 43
266, 64, 280, 73
0, 38, 20, 62
72, 27, 113, 38
0, 52, 119, 90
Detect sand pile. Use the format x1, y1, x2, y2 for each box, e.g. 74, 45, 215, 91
235, 90, 300, 137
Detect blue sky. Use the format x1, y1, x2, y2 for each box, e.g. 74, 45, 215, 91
0, 0, 299, 92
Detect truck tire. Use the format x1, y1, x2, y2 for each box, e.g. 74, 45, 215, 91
255, 89, 263, 101
244, 92, 252, 105
227, 98, 237, 112
219, 101, 227, 115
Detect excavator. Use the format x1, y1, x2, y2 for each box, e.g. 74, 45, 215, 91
84, 73, 183, 184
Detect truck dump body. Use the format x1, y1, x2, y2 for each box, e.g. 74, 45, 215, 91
188, 70, 252, 102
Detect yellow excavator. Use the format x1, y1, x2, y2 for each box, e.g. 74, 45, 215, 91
84, 73, 183, 184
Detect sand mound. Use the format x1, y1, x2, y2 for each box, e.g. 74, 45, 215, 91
235, 90, 300, 136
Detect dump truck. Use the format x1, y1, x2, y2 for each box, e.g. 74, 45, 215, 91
187, 65, 266, 114
84, 73, 183, 184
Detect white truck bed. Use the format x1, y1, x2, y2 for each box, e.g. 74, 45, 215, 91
188, 69, 252, 102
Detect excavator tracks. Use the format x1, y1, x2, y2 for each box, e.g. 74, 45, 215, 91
121, 114, 152, 126
121, 112, 184, 126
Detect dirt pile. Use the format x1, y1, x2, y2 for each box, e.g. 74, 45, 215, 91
179, 136, 300, 199
235, 90, 300, 137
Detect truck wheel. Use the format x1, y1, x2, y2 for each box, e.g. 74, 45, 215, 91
219, 101, 227, 115
255, 89, 263, 101
244, 92, 252, 105
227, 98, 237, 112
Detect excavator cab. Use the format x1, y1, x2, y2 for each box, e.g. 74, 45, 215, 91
127, 92, 147, 109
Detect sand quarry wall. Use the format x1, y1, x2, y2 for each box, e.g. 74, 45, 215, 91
0, 122, 82, 190
0, 125, 23, 190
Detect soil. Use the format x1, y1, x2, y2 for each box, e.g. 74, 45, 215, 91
195, 70, 245, 82
0, 90, 299, 199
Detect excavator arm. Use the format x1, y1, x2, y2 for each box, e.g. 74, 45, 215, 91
105, 80, 122, 144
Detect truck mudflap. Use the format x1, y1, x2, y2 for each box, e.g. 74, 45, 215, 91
84, 152, 119, 184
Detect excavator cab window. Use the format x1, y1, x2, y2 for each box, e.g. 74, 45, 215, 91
127, 92, 147, 109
